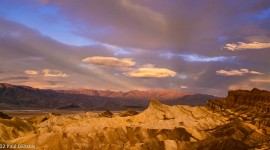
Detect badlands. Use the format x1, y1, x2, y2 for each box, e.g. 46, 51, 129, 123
0, 88, 270, 149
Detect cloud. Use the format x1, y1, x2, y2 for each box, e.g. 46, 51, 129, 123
180, 85, 188, 89
140, 64, 156, 68
42, 69, 69, 77
125, 67, 176, 78
24, 70, 39, 75
179, 54, 236, 62
228, 84, 254, 91
1, 1, 270, 96
250, 71, 264, 75
0, 76, 29, 82
216, 68, 264, 76
160, 52, 235, 62
224, 42, 270, 51
250, 78, 270, 83
82, 56, 135, 67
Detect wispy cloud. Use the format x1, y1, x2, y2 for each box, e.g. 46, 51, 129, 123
101, 43, 131, 56
160, 52, 235, 62
43, 69, 69, 77
224, 42, 270, 51
250, 78, 270, 83
82, 56, 135, 68
0, 76, 29, 82
216, 68, 264, 76
125, 67, 176, 78
180, 85, 188, 89
24, 70, 39, 75
180, 54, 235, 62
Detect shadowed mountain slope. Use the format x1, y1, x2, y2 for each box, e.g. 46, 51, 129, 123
0, 83, 216, 110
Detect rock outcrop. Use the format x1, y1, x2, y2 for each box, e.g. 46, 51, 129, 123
0, 111, 11, 119
206, 88, 270, 149
207, 88, 270, 112
117, 109, 139, 117
0, 88, 269, 149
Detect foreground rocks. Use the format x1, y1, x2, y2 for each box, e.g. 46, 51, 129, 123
0, 88, 269, 149
207, 88, 270, 138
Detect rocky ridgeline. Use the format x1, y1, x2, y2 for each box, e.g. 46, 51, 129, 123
206, 88, 270, 142
207, 88, 270, 112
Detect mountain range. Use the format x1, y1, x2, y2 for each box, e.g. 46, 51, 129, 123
0, 83, 217, 110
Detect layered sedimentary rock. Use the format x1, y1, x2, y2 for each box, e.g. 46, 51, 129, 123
207, 88, 270, 112
0, 88, 269, 149
1, 101, 227, 149
206, 88, 270, 149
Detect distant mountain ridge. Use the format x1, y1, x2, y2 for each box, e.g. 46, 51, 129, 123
0, 83, 218, 110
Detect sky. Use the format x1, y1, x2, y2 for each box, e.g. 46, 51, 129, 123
0, 0, 270, 96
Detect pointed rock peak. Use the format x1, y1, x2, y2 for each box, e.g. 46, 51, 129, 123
150, 99, 162, 105
149, 99, 163, 108
148, 99, 170, 110
148, 99, 175, 119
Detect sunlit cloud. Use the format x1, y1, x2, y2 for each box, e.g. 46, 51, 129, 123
24, 70, 39, 75
216, 68, 263, 76
250, 78, 270, 83
42, 69, 69, 77
224, 42, 270, 51
180, 85, 188, 89
82, 56, 136, 68
250, 71, 264, 75
125, 67, 176, 78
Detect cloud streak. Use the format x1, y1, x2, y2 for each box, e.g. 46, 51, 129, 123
160, 52, 236, 62
24, 70, 39, 75
179, 54, 236, 62
43, 69, 69, 77
180, 85, 188, 89
216, 68, 264, 76
82, 56, 135, 68
251, 78, 270, 83
224, 42, 270, 51
125, 67, 176, 78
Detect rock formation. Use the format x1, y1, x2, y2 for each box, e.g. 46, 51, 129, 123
0, 111, 11, 119
117, 109, 139, 117
0, 88, 269, 149
207, 88, 270, 112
